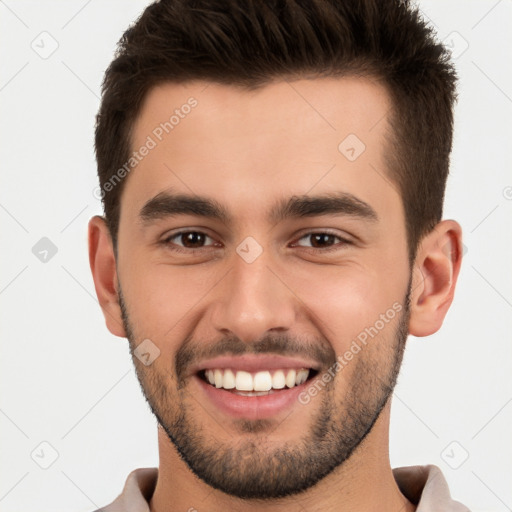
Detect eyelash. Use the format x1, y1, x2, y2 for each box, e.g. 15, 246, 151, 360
161, 231, 220, 254
160, 230, 351, 254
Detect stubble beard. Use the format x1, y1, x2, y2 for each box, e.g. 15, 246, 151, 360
119, 288, 410, 500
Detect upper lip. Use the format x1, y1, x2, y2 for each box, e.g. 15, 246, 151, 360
189, 354, 321, 376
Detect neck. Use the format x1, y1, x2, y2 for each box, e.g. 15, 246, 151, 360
149, 404, 415, 512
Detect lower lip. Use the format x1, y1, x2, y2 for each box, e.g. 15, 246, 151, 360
194, 375, 309, 420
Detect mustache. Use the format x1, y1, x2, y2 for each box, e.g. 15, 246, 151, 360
175, 333, 337, 383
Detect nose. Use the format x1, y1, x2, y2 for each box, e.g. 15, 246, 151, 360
209, 247, 297, 343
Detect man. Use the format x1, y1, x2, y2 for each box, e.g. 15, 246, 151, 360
88, 0, 469, 510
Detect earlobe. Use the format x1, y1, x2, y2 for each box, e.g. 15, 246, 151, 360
88, 215, 126, 338
408, 220, 463, 337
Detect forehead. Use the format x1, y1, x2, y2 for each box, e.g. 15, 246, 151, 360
134, 77, 390, 149
124, 77, 398, 225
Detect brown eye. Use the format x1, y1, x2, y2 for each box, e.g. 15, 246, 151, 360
295, 232, 345, 249
310, 233, 337, 248
179, 232, 207, 248
163, 231, 216, 250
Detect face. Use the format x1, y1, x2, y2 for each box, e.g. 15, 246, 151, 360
115, 78, 412, 498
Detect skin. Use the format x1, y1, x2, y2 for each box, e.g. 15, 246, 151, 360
89, 77, 462, 512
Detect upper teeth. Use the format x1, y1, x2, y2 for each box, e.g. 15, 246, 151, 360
205, 369, 310, 391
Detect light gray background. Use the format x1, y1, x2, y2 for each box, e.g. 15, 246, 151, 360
1, 1, 511, 511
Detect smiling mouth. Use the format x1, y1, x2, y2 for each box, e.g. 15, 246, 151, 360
199, 368, 318, 396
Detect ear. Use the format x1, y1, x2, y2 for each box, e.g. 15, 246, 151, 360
88, 215, 126, 337
409, 220, 463, 337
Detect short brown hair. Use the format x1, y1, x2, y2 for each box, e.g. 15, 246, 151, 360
95, 0, 457, 260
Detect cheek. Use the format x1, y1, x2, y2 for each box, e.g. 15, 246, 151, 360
288, 262, 406, 350
121, 263, 221, 350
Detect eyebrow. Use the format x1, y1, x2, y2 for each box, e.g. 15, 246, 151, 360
139, 189, 378, 226
269, 192, 378, 224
